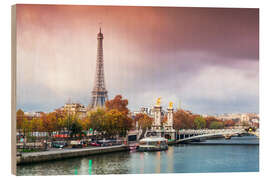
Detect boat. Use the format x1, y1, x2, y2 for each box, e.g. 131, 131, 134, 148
138, 137, 168, 151
224, 135, 232, 140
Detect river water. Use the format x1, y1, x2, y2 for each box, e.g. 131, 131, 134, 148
17, 136, 259, 175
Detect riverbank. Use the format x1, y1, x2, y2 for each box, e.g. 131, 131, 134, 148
17, 145, 129, 165
17, 136, 259, 175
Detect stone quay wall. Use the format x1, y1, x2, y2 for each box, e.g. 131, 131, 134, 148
17, 145, 129, 165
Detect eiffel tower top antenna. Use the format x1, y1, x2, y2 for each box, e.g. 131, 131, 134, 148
99, 22, 102, 32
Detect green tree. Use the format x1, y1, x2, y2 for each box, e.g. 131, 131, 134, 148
194, 116, 206, 129
21, 116, 30, 137
209, 121, 224, 129
205, 116, 218, 128
70, 119, 84, 138
88, 108, 107, 137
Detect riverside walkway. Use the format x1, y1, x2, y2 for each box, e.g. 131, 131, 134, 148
17, 145, 129, 165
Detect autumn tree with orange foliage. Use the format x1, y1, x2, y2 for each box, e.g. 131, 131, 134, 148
134, 113, 154, 130
16, 109, 24, 131
105, 109, 133, 137
105, 95, 129, 115
85, 95, 133, 138
173, 110, 194, 130
86, 108, 133, 138
224, 119, 236, 128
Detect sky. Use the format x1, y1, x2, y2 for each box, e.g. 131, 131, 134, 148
16, 5, 259, 115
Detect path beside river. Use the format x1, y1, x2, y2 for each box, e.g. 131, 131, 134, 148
17, 145, 129, 165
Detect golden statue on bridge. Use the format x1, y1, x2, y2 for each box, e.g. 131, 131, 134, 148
169, 102, 173, 109
156, 97, 161, 106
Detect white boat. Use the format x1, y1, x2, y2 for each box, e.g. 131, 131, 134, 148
138, 137, 168, 151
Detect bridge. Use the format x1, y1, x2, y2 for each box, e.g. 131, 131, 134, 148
176, 129, 259, 143
128, 128, 259, 143
248, 130, 259, 137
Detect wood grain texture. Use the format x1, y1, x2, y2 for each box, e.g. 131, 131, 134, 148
11, 4, 17, 175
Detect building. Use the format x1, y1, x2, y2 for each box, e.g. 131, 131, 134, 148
24, 111, 43, 119
214, 112, 259, 128
90, 28, 108, 109
215, 113, 242, 121
55, 103, 87, 119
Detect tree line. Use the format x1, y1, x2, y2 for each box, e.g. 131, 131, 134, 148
173, 109, 236, 131
17, 95, 238, 140
16, 95, 133, 139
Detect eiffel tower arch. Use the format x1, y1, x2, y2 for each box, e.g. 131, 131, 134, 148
90, 28, 108, 109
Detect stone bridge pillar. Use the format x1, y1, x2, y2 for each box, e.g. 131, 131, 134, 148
166, 106, 173, 128
164, 102, 176, 140
153, 105, 162, 130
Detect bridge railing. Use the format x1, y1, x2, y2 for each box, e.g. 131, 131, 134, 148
178, 129, 244, 135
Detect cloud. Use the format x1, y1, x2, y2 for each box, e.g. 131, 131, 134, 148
16, 5, 259, 114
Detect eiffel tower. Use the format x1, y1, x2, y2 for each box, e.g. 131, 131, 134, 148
90, 27, 108, 109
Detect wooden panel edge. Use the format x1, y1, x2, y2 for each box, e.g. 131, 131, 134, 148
11, 4, 17, 176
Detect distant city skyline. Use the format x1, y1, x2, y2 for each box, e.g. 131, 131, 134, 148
16, 5, 259, 114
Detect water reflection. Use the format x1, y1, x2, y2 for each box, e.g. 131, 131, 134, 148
155, 151, 161, 173
167, 146, 174, 173
139, 152, 144, 174
17, 136, 259, 175
91, 151, 130, 174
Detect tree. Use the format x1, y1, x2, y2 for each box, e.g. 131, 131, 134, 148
173, 110, 193, 130
88, 108, 107, 134
79, 117, 89, 131
31, 117, 39, 134
41, 113, 54, 137
87, 107, 133, 138
194, 116, 206, 129
209, 121, 224, 129
70, 119, 84, 138
105, 95, 129, 115
105, 109, 133, 137
135, 113, 154, 130
103, 109, 122, 137
21, 116, 30, 137
48, 112, 59, 132
224, 120, 235, 128
33, 117, 43, 132
57, 116, 66, 132
205, 116, 218, 128
16, 109, 24, 131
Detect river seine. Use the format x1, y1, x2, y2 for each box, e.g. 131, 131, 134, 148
17, 136, 259, 175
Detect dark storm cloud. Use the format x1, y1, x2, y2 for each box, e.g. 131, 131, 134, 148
16, 5, 259, 114
136, 7, 259, 60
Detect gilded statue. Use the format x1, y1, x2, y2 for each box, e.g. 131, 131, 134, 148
169, 102, 173, 109
156, 97, 161, 106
